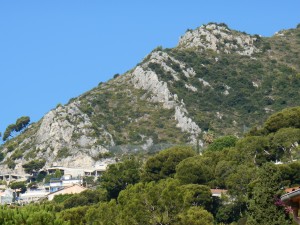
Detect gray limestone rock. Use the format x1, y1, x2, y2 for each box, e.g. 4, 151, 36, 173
178, 23, 260, 56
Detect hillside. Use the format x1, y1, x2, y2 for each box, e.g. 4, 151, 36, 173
0, 22, 300, 174
1, 106, 300, 224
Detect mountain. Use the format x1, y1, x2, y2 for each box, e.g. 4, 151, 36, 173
1, 22, 300, 174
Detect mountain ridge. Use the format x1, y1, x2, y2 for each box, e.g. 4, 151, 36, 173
1, 22, 299, 174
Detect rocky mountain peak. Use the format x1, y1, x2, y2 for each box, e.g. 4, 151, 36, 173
178, 23, 260, 56
1, 22, 300, 176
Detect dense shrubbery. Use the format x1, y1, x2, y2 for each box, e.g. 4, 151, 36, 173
78, 85, 189, 146
164, 47, 300, 137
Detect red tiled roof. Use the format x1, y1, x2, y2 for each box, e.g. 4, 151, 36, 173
210, 189, 228, 195
285, 187, 300, 193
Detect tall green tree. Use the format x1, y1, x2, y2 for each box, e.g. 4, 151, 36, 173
142, 146, 196, 182
22, 159, 46, 174
15, 116, 30, 132
175, 156, 214, 185
100, 157, 141, 199
236, 136, 273, 165
263, 107, 300, 133
2, 116, 30, 141
3, 124, 16, 141
9, 181, 27, 193
85, 200, 119, 225
178, 207, 214, 225
271, 128, 300, 161
207, 135, 238, 152
247, 163, 292, 225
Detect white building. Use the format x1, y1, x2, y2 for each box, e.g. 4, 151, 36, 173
45, 165, 107, 178
45, 176, 83, 193
0, 189, 13, 205
19, 189, 49, 204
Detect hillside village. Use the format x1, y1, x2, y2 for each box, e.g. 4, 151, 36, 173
0, 164, 107, 205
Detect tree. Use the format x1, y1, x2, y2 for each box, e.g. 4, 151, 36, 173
271, 128, 300, 161
214, 160, 236, 188
263, 107, 300, 133
236, 136, 272, 165
52, 194, 74, 204
3, 124, 16, 141
2, 116, 30, 141
83, 176, 97, 187
278, 161, 300, 187
247, 163, 292, 225
226, 164, 257, 197
0, 152, 5, 162
142, 146, 196, 182
55, 169, 63, 178
180, 184, 212, 211
22, 159, 46, 174
175, 156, 214, 185
63, 195, 89, 209
216, 202, 243, 224
113, 73, 120, 79
9, 181, 27, 193
117, 179, 186, 224
85, 200, 119, 225
100, 157, 141, 199
15, 116, 30, 132
207, 135, 238, 152
178, 207, 214, 225
59, 206, 89, 224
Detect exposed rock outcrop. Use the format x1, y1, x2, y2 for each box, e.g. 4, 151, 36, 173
178, 23, 260, 56
130, 51, 201, 143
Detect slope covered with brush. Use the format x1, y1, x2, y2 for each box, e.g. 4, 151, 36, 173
0, 22, 299, 174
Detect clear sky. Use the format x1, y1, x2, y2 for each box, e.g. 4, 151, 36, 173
0, 0, 299, 140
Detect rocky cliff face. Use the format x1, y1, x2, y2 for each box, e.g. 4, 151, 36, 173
178, 23, 260, 56
130, 51, 201, 143
1, 22, 300, 174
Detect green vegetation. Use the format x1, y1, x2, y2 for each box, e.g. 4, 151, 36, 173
247, 163, 292, 225
2, 116, 30, 141
9, 181, 27, 193
142, 145, 196, 182
0, 107, 299, 223
100, 157, 141, 199
56, 147, 71, 159
206, 135, 238, 152
163, 45, 300, 136
22, 159, 46, 174
0, 24, 300, 224
1, 109, 299, 224
78, 83, 189, 146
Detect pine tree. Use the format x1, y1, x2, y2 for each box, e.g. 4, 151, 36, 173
247, 163, 292, 225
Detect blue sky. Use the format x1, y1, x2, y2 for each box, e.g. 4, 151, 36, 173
0, 0, 299, 139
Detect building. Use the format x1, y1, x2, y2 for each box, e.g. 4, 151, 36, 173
281, 187, 300, 224
45, 175, 83, 193
45, 165, 107, 178
47, 184, 87, 201
18, 189, 48, 204
0, 173, 30, 184
211, 189, 228, 198
0, 189, 13, 205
